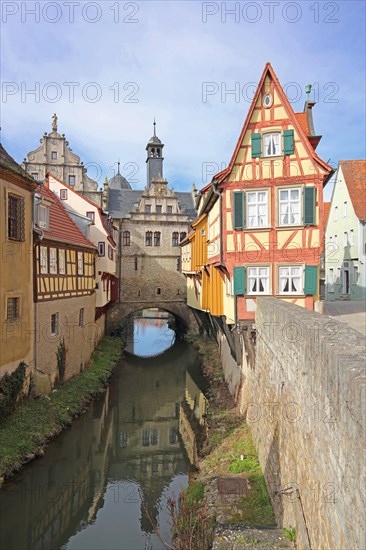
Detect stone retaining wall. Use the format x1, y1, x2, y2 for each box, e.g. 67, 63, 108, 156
242, 297, 366, 549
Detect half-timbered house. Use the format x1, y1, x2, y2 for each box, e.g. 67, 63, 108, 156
47, 173, 118, 340
182, 63, 333, 324
33, 182, 97, 393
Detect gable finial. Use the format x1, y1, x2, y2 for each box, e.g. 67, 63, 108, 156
153, 118, 156, 137
52, 113, 58, 132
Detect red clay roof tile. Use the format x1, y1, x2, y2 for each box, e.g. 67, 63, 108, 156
39, 185, 96, 250
339, 160, 366, 221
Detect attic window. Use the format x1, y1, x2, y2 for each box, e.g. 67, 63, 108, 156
263, 132, 281, 156
69, 175, 75, 186
60, 189, 68, 200
86, 211, 95, 223
51, 151, 57, 160
263, 93, 272, 108
37, 203, 50, 230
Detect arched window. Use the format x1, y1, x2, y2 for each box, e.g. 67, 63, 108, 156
151, 148, 155, 157
145, 231, 153, 246
154, 231, 161, 246
157, 148, 160, 157
123, 230, 130, 246
180, 232, 187, 242
172, 232, 179, 246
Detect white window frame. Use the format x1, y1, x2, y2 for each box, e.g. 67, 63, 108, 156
278, 187, 301, 226
51, 151, 57, 160
38, 204, 49, 229
49, 247, 57, 274
262, 132, 281, 157
86, 211, 95, 223
246, 190, 268, 228
77, 252, 84, 275
334, 234, 338, 245
343, 201, 347, 217
59, 249, 66, 274
343, 232, 348, 247
353, 265, 358, 284
40, 246, 48, 274
60, 189, 68, 200
247, 266, 270, 295
278, 265, 303, 295
68, 175, 76, 186
225, 277, 233, 296
334, 206, 338, 221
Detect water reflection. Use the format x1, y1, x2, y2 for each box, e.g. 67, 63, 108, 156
125, 311, 176, 357
0, 338, 207, 550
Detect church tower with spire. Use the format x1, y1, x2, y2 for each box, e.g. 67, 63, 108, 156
146, 120, 164, 185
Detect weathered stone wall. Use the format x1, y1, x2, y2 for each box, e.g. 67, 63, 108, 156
107, 300, 199, 335
242, 297, 366, 549
34, 294, 97, 394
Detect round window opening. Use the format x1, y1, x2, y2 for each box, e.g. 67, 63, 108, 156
263, 94, 272, 108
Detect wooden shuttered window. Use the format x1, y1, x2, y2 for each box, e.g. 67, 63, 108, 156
304, 265, 318, 295
283, 129, 294, 155
233, 191, 245, 229
251, 133, 261, 158
233, 266, 246, 295
303, 187, 316, 225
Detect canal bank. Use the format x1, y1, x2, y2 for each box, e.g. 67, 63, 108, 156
0, 337, 122, 483
174, 335, 291, 549
0, 315, 208, 550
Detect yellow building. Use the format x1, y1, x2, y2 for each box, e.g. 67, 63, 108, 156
33, 183, 97, 393
0, 144, 37, 382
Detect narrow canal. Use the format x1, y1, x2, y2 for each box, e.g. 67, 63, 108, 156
0, 311, 207, 550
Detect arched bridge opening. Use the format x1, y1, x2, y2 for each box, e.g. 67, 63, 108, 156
106, 301, 199, 338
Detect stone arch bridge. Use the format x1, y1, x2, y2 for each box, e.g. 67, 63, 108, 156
106, 300, 199, 335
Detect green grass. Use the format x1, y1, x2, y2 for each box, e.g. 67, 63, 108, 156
185, 481, 205, 505
0, 337, 122, 479
230, 471, 276, 527
229, 456, 260, 474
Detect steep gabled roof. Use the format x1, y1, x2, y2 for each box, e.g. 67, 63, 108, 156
339, 160, 366, 221
0, 143, 38, 188
39, 184, 96, 250
212, 62, 333, 185
47, 172, 115, 243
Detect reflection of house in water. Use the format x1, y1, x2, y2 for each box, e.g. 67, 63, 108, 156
0, 388, 114, 550
179, 367, 208, 465
108, 343, 197, 533
0, 342, 204, 548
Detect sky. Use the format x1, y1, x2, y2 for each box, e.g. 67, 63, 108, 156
1, 0, 365, 200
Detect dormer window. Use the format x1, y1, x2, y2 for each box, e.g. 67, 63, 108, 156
51, 151, 57, 160
37, 203, 50, 230
86, 211, 95, 223
263, 133, 281, 157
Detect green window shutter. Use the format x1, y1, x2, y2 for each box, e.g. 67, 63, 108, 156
233, 266, 246, 295
303, 186, 316, 225
304, 265, 318, 295
283, 129, 294, 155
233, 191, 245, 229
251, 133, 261, 158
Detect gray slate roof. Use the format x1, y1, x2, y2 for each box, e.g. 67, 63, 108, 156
108, 188, 196, 221
109, 172, 131, 190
